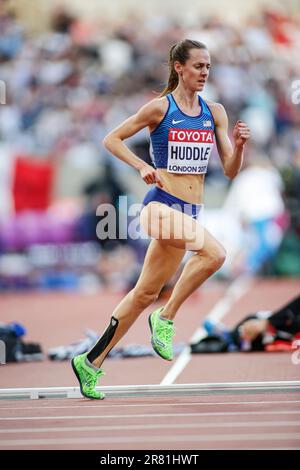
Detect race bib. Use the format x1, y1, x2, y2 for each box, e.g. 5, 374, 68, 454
167, 128, 214, 174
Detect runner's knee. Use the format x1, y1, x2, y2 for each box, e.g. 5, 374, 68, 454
199, 245, 226, 273
208, 246, 226, 272
131, 286, 160, 310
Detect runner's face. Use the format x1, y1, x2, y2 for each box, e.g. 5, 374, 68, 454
176, 48, 211, 92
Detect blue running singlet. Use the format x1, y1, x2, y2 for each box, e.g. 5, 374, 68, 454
150, 93, 215, 175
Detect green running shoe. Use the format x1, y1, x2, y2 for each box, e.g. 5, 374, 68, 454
148, 307, 175, 361
71, 353, 105, 400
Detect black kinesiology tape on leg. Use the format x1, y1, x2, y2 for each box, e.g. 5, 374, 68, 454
87, 316, 119, 363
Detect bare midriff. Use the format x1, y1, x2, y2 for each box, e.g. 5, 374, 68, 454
157, 169, 205, 204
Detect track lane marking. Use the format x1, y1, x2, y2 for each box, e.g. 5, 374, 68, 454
1, 432, 300, 447
1, 409, 300, 421
1, 399, 299, 412
1, 420, 299, 433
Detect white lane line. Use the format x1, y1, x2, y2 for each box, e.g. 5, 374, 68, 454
1, 399, 300, 412
1, 410, 300, 421
2, 420, 299, 434
161, 275, 252, 385
1, 433, 300, 447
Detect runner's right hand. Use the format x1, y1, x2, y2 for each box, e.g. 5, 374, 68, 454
139, 164, 163, 188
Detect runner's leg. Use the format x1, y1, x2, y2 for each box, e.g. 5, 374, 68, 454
90, 239, 185, 368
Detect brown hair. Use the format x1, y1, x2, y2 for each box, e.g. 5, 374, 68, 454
160, 39, 208, 97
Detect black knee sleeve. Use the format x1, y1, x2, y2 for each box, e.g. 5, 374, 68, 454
87, 316, 119, 363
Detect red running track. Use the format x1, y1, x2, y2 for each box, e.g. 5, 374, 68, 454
0, 277, 299, 449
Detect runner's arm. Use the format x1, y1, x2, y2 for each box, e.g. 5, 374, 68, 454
103, 100, 164, 187
212, 103, 250, 179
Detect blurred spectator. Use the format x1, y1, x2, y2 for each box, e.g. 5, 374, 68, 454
75, 161, 127, 250
191, 295, 300, 353
222, 156, 288, 274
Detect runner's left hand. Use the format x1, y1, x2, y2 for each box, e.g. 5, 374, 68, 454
233, 120, 250, 147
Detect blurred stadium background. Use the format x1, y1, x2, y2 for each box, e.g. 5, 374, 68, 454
1, 1, 300, 452
0, 0, 299, 294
